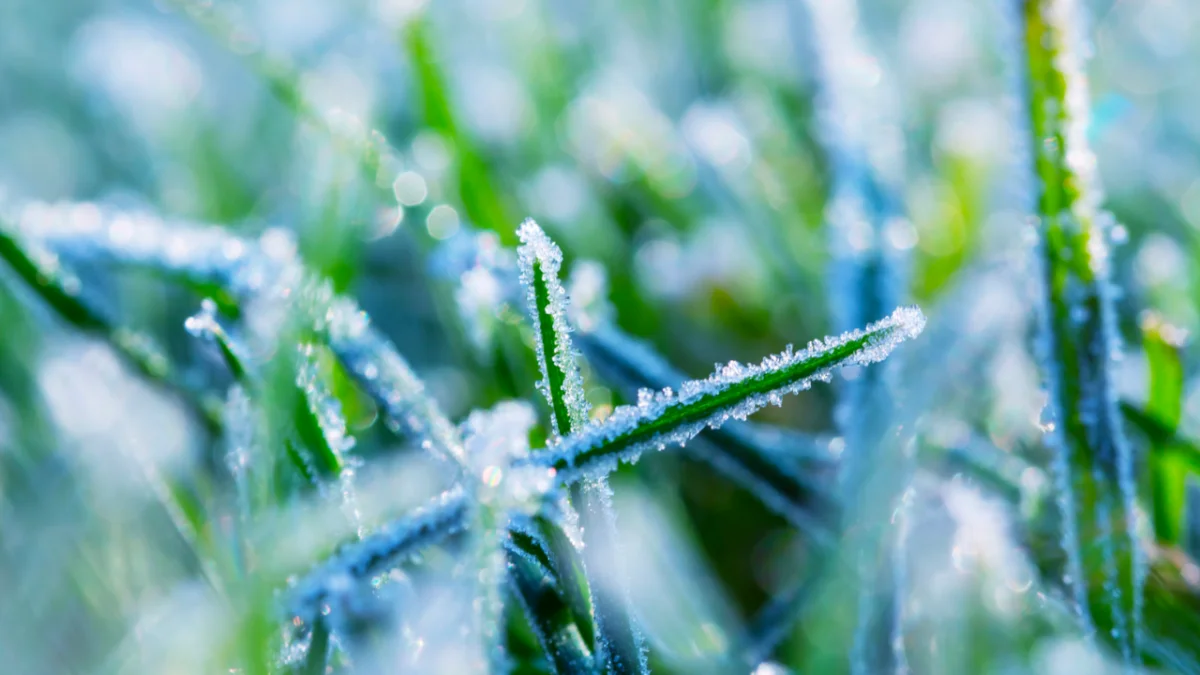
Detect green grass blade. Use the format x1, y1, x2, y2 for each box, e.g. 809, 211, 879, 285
1143, 319, 1184, 431
518, 219, 590, 438
1019, 0, 1144, 659
299, 618, 330, 675
1141, 318, 1187, 544
525, 306, 925, 481
404, 19, 514, 243
518, 220, 647, 673
0, 220, 222, 430
293, 344, 351, 479
506, 550, 596, 674
186, 299, 249, 383
577, 323, 840, 540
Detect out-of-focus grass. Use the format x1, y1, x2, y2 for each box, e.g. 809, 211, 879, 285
2, 0, 1200, 673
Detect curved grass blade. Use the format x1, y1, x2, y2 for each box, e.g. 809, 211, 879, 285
518, 219, 648, 674
324, 297, 471, 469
524, 306, 925, 482
1016, 0, 1144, 660
0, 217, 223, 430
289, 486, 471, 618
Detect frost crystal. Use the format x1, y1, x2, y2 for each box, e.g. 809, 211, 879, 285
461, 400, 554, 513
184, 298, 221, 340
524, 306, 925, 482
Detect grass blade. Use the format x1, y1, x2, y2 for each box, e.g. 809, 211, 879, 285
524, 307, 925, 482
1140, 317, 1187, 544
506, 543, 596, 674
1017, 0, 1144, 660
289, 486, 471, 619
518, 219, 648, 674
577, 323, 839, 540
518, 219, 591, 439
0, 217, 222, 429
299, 618, 330, 675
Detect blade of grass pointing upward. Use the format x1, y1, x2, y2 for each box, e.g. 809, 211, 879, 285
404, 19, 515, 244
518, 219, 649, 674
795, 0, 912, 668
1018, 0, 1144, 663
186, 300, 349, 486
1140, 317, 1186, 545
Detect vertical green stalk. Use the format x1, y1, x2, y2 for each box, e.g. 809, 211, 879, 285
797, 0, 910, 670
1141, 319, 1185, 544
1019, 0, 1143, 661
404, 19, 515, 243
519, 220, 648, 674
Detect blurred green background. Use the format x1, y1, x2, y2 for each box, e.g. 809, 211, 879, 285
1, 0, 1199, 673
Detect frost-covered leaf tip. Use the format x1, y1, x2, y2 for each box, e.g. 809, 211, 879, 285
517, 218, 591, 438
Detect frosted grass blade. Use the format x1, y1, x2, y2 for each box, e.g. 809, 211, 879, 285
796, 0, 911, 669
0, 217, 222, 430
324, 297, 471, 469
186, 298, 249, 384
1016, 0, 1143, 660
293, 343, 354, 480
577, 323, 839, 539
518, 219, 591, 439
524, 306, 925, 482
300, 619, 330, 675
518, 219, 648, 674
289, 486, 471, 618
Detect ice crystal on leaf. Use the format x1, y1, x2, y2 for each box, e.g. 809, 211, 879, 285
462, 400, 554, 513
